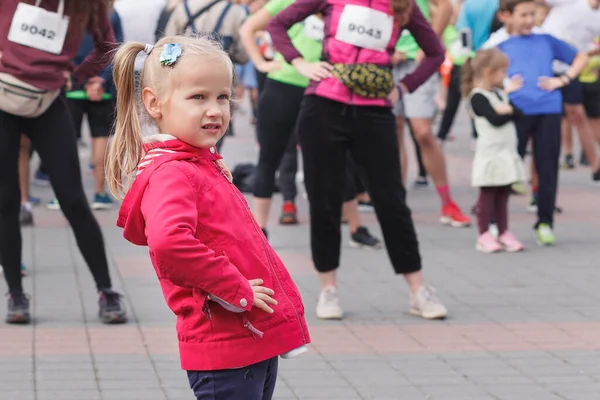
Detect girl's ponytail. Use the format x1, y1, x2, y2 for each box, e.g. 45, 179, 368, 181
106, 42, 146, 199
460, 56, 475, 98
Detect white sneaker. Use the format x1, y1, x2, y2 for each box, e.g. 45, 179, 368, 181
316, 287, 343, 320
409, 286, 448, 320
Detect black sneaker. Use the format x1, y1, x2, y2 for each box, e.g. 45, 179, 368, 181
581, 151, 590, 166
358, 200, 374, 213
98, 289, 127, 324
593, 168, 600, 184
413, 176, 429, 187
349, 226, 382, 249
6, 292, 30, 324
261, 228, 269, 240
562, 154, 575, 169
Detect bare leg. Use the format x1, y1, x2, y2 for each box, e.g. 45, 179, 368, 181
92, 137, 109, 194
561, 118, 573, 156
565, 104, 599, 171
342, 198, 360, 234
253, 197, 272, 229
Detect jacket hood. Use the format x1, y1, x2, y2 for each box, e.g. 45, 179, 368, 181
116, 134, 223, 246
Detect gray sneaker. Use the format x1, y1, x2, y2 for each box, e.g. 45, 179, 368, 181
409, 286, 448, 320
19, 206, 33, 226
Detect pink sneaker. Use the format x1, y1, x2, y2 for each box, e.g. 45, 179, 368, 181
475, 232, 502, 253
498, 231, 524, 252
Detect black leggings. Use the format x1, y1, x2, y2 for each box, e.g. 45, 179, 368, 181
0, 97, 112, 294
278, 132, 298, 202
253, 78, 305, 199
297, 95, 421, 274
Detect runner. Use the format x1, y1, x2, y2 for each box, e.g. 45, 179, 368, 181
0, 0, 127, 324
268, 0, 448, 320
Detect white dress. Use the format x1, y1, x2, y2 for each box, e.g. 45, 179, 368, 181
470, 88, 526, 188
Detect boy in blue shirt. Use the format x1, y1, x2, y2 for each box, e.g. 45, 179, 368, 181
496, 0, 588, 245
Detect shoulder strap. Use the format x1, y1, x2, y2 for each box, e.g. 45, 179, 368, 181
184, 0, 222, 34
212, 2, 233, 35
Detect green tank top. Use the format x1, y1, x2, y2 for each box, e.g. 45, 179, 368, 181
395, 0, 430, 59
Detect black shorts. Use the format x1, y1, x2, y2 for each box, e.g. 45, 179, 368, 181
67, 98, 116, 138
561, 78, 584, 105
582, 81, 600, 118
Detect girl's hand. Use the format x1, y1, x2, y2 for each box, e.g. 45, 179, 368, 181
537, 76, 565, 91
249, 279, 277, 313
256, 60, 282, 73
494, 103, 513, 115
292, 58, 333, 81
504, 74, 523, 93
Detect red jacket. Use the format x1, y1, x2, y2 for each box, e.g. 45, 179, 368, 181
117, 137, 310, 371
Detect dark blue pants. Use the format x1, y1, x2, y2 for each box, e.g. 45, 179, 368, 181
515, 113, 562, 228
187, 357, 278, 400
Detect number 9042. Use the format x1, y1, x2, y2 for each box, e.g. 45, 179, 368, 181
21, 24, 56, 40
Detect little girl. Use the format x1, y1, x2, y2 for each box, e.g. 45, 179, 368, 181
461, 49, 526, 253
106, 36, 310, 399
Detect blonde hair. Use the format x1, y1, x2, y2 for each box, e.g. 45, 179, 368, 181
461, 48, 509, 98
106, 35, 233, 199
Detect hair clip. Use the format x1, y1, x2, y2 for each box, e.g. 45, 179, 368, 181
144, 43, 154, 55
160, 43, 182, 66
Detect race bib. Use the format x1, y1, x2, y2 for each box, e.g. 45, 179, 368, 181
335, 5, 393, 52
304, 15, 324, 41
7, 0, 69, 55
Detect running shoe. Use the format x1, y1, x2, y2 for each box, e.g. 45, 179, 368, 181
592, 168, 600, 184
409, 286, 447, 320
510, 182, 527, 195
19, 205, 34, 226
92, 193, 114, 210
440, 202, 471, 227
316, 287, 343, 320
349, 226, 382, 249
414, 176, 429, 187
34, 169, 50, 186
475, 232, 502, 253
562, 154, 575, 169
536, 223, 556, 246
47, 199, 60, 211
279, 201, 298, 225
98, 289, 128, 324
28, 196, 41, 206
498, 231, 524, 252
6, 292, 30, 324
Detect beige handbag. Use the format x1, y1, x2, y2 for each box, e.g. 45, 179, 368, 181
0, 72, 60, 118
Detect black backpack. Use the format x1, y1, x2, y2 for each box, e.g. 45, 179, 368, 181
183, 0, 233, 51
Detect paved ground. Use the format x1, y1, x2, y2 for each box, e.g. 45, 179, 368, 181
2, 101, 600, 400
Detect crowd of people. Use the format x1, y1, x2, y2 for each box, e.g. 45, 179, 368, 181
0, 0, 598, 398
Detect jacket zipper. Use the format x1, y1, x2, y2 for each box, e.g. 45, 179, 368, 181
243, 316, 264, 338
214, 162, 309, 345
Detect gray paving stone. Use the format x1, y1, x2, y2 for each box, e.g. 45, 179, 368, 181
36, 390, 101, 400
102, 389, 168, 400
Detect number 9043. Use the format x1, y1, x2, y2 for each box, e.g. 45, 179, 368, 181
347, 23, 381, 39
21, 24, 56, 40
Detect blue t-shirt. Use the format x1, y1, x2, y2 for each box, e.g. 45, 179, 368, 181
456, 0, 498, 51
498, 34, 577, 115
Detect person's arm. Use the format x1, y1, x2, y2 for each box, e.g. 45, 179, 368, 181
229, 8, 250, 65
141, 165, 255, 311
267, 0, 327, 64
399, 4, 445, 93
470, 93, 515, 126
539, 34, 588, 90
72, 9, 117, 84
240, 10, 273, 68
429, 0, 453, 37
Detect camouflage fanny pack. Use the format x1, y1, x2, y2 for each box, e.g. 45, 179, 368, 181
331, 63, 394, 99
